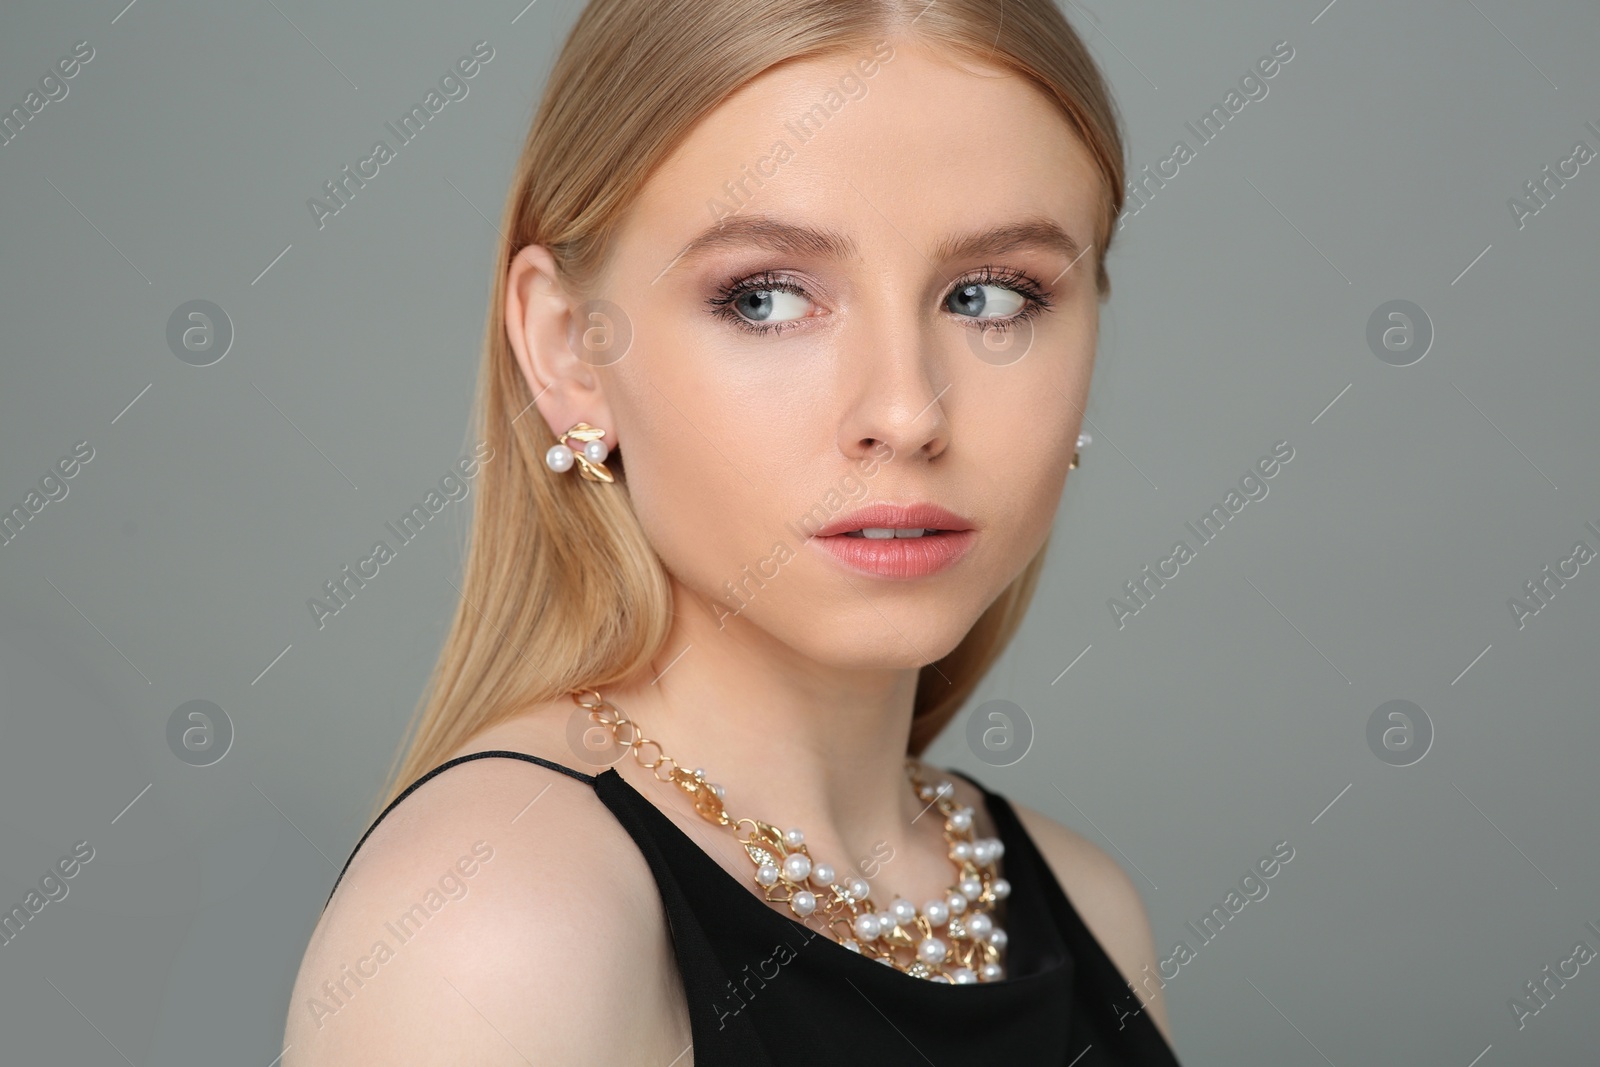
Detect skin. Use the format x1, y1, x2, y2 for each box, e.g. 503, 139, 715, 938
285, 36, 1170, 1064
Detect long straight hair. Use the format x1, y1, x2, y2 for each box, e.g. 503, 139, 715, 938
374, 0, 1126, 815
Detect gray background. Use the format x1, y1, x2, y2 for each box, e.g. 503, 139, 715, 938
1, 0, 1596, 1063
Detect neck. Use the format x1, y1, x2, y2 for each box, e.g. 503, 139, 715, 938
593, 576, 935, 872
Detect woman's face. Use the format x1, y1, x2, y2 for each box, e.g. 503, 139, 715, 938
531, 38, 1104, 670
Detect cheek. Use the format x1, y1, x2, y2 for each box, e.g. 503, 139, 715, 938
990, 391, 1074, 547
962, 337, 1092, 560
606, 356, 790, 588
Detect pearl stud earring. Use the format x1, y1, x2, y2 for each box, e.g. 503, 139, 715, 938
1069, 431, 1092, 470
545, 422, 615, 482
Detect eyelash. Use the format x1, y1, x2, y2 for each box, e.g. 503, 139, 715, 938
707, 265, 1055, 337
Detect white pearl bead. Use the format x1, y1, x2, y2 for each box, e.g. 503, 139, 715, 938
931, 974, 950, 983
847, 877, 871, 902
784, 828, 805, 848
889, 898, 917, 926
990, 839, 1005, 861
980, 963, 1003, 982
582, 439, 609, 465
755, 863, 778, 886
782, 853, 811, 883
966, 912, 993, 939
853, 913, 881, 941
545, 444, 574, 472
951, 841, 974, 862
791, 890, 816, 917
917, 937, 947, 964
989, 928, 1008, 951
946, 892, 967, 915
841, 939, 862, 953
992, 877, 1011, 900
971, 840, 992, 866
921, 900, 950, 927
959, 876, 983, 901
876, 956, 895, 966
935, 781, 955, 799
951, 966, 977, 984
810, 863, 834, 886
948, 808, 973, 833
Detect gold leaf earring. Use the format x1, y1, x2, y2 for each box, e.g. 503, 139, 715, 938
545, 422, 614, 482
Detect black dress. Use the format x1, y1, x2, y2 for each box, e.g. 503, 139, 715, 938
324, 751, 1183, 1065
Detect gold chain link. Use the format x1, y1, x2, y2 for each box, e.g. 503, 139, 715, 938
569, 687, 1004, 980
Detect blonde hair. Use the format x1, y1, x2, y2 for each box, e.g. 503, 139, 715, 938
374, 0, 1126, 815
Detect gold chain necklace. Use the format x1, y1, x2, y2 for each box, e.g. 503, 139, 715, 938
571, 689, 1011, 983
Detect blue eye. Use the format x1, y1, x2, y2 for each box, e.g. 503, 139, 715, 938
709, 270, 812, 336
947, 283, 1027, 319
730, 287, 809, 324
708, 265, 1052, 336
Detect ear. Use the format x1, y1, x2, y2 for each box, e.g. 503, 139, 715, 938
504, 244, 617, 448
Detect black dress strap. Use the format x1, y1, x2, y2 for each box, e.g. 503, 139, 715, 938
322, 750, 596, 911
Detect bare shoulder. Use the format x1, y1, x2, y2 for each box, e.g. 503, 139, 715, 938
1007, 796, 1171, 1044
284, 704, 690, 1065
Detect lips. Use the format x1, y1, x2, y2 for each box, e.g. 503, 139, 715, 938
809, 503, 977, 579
811, 503, 974, 539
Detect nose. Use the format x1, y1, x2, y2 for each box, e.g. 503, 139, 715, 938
836, 316, 953, 465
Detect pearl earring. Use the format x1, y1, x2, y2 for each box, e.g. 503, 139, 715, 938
545, 422, 615, 482
1069, 431, 1092, 470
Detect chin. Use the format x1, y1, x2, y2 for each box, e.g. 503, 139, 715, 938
786, 615, 976, 671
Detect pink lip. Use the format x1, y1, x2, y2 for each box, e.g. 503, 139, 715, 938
813, 528, 977, 579
812, 503, 974, 538
807, 502, 977, 580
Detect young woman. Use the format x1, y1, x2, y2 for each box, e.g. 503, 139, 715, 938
285, 0, 1180, 1062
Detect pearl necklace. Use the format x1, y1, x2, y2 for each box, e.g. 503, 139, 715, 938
571, 689, 1011, 983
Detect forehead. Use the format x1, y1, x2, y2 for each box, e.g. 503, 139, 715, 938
620, 39, 1105, 262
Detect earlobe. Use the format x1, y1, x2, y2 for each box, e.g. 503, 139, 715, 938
504, 244, 617, 449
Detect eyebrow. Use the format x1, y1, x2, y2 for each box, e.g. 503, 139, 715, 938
665, 214, 1082, 275
930, 217, 1082, 265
